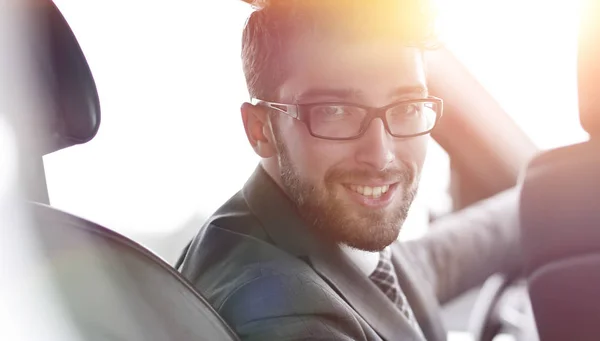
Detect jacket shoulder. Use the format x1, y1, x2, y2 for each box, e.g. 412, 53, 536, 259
220, 265, 368, 340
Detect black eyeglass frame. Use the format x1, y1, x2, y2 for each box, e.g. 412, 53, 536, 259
251, 96, 444, 141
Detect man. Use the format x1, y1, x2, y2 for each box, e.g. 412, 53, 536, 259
178, 1, 521, 340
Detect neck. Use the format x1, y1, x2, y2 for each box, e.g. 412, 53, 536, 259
261, 158, 285, 191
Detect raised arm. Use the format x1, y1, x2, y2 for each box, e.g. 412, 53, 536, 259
400, 188, 522, 304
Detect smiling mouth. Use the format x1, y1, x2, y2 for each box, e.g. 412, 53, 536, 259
347, 184, 393, 199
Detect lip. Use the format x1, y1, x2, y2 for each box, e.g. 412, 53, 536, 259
343, 183, 399, 208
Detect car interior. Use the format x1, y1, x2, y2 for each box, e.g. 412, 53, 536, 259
2, 0, 598, 340
519, 1, 600, 340
13, 1, 238, 340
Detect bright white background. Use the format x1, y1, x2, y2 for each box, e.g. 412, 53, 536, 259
437, 0, 587, 149
46, 0, 256, 238
44, 0, 586, 254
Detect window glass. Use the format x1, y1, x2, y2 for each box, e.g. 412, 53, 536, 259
437, 0, 588, 150
45, 1, 255, 243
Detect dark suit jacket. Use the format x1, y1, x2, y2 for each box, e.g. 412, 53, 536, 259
178, 166, 521, 341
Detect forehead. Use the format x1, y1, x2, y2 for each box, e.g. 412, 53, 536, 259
278, 35, 427, 105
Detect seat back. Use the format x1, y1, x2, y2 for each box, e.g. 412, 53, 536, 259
520, 142, 600, 341
12, 1, 238, 340
31, 203, 239, 341
519, 1, 600, 340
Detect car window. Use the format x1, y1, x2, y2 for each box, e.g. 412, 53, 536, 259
44, 0, 254, 242
438, 0, 587, 150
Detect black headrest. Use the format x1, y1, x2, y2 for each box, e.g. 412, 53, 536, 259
31, 0, 101, 155
578, 0, 600, 136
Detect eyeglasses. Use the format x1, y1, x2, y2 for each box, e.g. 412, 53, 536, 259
252, 97, 443, 140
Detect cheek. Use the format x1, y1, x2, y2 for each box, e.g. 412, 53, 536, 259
395, 136, 429, 170
279, 118, 345, 179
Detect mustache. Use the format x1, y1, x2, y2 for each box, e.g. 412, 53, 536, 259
325, 165, 415, 185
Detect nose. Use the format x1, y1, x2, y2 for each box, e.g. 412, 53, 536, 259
355, 118, 395, 171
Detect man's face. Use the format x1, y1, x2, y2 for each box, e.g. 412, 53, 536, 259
264, 35, 429, 252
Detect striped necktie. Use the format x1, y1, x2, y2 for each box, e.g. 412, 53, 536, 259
369, 247, 425, 338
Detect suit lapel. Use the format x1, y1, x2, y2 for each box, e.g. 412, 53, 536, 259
309, 247, 425, 341
243, 166, 424, 341
391, 243, 447, 341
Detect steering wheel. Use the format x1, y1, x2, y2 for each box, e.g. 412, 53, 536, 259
467, 274, 537, 341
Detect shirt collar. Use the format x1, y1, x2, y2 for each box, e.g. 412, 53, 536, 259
340, 244, 384, 277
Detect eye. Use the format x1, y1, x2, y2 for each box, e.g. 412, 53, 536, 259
310, 105, 364, 123
313, 105, 347, 117
389, 103, 421, 118
405, 103, 421, 116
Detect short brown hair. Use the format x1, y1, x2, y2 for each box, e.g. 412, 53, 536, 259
241, 0, 438, 101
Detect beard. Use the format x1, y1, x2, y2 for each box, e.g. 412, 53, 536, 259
272, 125, 419, 252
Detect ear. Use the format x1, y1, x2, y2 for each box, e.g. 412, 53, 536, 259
241, 102, 277, 158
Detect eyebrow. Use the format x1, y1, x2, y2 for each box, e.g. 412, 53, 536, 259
294, 88, 361, 103
390, 86, 429, 99
294, 85, 428, 103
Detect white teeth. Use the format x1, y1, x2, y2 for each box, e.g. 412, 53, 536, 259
348, 184, 391, 198
372, 186, 382, 197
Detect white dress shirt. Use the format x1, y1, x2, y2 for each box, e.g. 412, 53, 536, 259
340, 244, 383, 276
